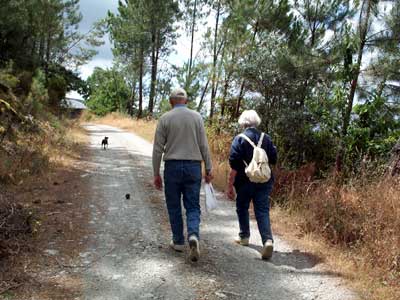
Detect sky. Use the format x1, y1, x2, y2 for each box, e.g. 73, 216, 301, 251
76, 0, 119, 80
68, 0, 210, 100
76, 0, 210, 79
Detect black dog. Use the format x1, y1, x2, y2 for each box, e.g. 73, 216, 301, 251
101, 137, 109, 150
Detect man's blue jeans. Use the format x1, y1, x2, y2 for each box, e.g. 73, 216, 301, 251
236, 180, 274, 244
164, 160, 202, 245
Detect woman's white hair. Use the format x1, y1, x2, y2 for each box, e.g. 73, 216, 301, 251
238, 110, 261, 127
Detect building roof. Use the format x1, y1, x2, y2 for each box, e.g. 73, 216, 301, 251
65, 97, 87, 109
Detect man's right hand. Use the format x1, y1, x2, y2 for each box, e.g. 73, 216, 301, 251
227, 185, 236, 200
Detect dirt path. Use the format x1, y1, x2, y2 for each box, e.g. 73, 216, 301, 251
78, 123, 357, 300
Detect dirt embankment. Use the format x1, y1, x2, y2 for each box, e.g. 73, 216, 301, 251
0, 125, 92, 299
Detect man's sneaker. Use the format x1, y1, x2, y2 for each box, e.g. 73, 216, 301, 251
188, 235, 200, 262
234, 237, 249, 246
169, 241, 184, 252
261, 239, 274, 259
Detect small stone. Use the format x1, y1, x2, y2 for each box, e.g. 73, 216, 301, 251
215, 292, 227, 298
141, 293, 154, 299
111, 274, 124, 280
125, 193, 130, 200
44, 249, 59, 256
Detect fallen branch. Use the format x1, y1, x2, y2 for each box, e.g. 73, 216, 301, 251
0, 282, 23, 295
53, 246, 116, 271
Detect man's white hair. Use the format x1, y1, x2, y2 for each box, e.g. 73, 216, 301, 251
238, 110, 261, 127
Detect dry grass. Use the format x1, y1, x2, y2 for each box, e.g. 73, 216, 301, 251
271, 177, 400, 300
278, 177, 400, 300
48, 120, 89, 168
82, 111, 156, 142
0, 118, 87, 183
206, 127, 232, 190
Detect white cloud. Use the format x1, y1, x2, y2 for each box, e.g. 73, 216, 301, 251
79, 58, 114, 80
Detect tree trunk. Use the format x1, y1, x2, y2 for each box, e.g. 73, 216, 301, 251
221, 52, 235, 117
388, 138, 400, 176
197, 78, 210, 112
127, 84, 136, 117
149, 29, 158, 115
138, 48, 144, 119
335, 0, 371, 173
209, 0, 221, 122
153, 43, 160, 112
38, 33, 45, 65
186, 0, 197, 90
234, 22, 258, 118
234, 81, 246, 118
45, 30, 51, 83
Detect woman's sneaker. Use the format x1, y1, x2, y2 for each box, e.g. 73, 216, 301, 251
234, 237, 249, 246
188, 235, 200, 262
261, 239, 274, 259
169, 241, 184, 252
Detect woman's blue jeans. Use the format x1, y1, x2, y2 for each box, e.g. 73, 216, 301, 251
235, 180, 274, 244
164, 160, 202, 245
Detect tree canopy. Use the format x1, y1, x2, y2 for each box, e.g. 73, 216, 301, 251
85, 0, 399, 174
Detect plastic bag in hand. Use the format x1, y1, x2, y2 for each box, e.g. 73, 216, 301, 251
204, 183, 218, 211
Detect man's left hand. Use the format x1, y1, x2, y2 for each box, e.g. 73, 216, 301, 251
154, 175, 163, 190
205, 171, 213, 183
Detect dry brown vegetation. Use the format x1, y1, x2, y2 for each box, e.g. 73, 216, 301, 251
276, 177, 400, 300
0, 118, 88, 297
81, 111, 157, 142
0, 118, 87, 184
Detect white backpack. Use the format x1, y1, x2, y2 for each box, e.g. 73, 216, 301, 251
239, 132, 271, 183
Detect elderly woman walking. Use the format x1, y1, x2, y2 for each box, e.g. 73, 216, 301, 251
227, 110, 277, 259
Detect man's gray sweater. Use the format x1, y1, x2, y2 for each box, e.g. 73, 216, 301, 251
152, 106, 212, 176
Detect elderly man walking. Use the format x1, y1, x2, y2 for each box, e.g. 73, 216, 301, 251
152, 88, 213, 262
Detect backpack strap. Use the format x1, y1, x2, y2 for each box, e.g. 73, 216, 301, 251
239, 133, 256, 148
239, 133, 257, 167
257, 132, 265, 147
